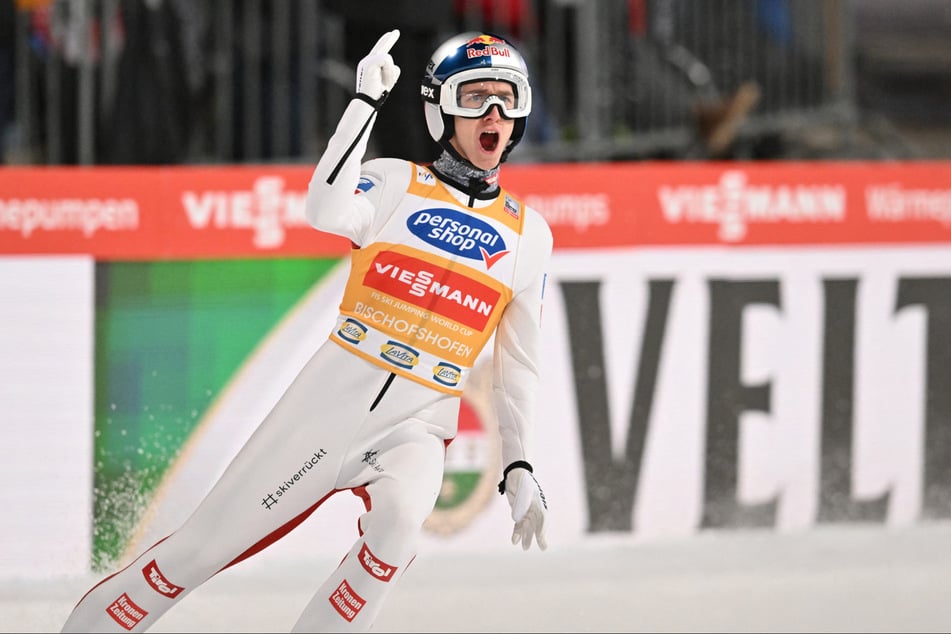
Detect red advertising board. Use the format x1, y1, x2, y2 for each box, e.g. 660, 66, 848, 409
2, 162, 951, 259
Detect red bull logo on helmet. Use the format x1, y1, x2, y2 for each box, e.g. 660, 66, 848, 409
467, 46, 512, 59
465, 34, 505, 46
465, 34, 512, 59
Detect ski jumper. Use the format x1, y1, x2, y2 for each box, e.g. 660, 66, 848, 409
61, 95, 552, 633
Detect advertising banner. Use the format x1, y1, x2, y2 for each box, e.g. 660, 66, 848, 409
3, 162, 951, 258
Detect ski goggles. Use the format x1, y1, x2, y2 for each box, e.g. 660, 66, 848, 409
435, 68, 532, 119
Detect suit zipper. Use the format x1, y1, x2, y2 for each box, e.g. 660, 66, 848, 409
369, 372, 396, 411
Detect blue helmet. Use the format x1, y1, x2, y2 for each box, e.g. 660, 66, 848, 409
421, 33, 532, 161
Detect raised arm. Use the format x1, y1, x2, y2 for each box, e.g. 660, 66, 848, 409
304, 29, 401, 243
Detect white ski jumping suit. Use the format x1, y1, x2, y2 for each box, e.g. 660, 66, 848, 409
61, 93, 552, 633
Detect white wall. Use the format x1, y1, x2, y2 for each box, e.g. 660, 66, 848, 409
0, 257, 94, 577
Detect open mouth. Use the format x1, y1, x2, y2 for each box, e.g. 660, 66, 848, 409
480, 131, 499, 152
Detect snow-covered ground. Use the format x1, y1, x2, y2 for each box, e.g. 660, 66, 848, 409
5, 522, 951, 633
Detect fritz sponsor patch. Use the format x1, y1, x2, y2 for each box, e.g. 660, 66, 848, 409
380, 340, 420, 369
338, 318, 368, 344
142, 559, 184, 598
358, 543, 397, 582
329, 579, 365, 622
106, 593, 147, 631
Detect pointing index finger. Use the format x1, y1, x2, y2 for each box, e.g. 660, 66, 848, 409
369, 29, 400, 57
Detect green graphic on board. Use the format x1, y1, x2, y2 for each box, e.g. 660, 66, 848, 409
92, 258, 338, 571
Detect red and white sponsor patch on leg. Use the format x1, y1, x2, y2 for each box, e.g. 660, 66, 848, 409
329, 579, 365, 622
106, 592, 147, 630
142, 559, 184, 598
358, 542, 396, 582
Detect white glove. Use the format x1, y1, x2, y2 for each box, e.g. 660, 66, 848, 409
355, 29, 401, 106
499, 462, 548, 551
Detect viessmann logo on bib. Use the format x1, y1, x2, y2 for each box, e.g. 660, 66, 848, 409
363, 250, 500, 330
407, 209, 509, 269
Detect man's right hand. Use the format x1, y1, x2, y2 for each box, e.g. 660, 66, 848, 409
355, 29, 401, 107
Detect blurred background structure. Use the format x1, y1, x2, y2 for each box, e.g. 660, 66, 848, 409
1, 0, 950, 166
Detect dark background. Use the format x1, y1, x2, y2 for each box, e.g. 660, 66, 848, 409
2, 0, 950, 165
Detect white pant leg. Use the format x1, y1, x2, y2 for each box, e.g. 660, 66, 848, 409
61, 342, 396, 633
292, 402, 452, 633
